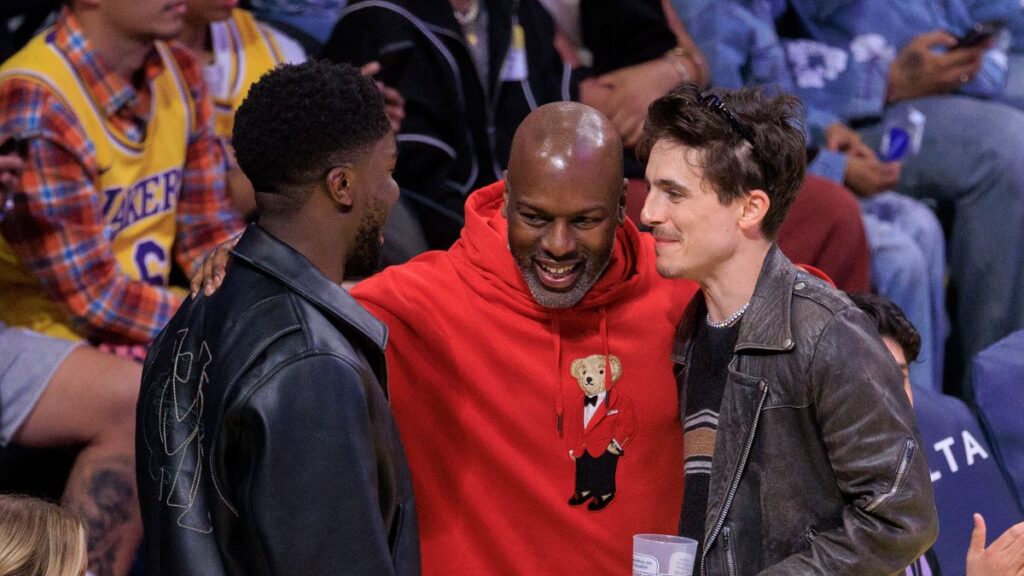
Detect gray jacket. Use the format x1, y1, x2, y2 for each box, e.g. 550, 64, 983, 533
673, 245, 937, 575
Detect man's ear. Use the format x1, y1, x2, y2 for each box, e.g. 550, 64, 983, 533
325, 165, 356, 210
501, 190, 509, 218
617, 178, 628, 224
738, 189, 770, 234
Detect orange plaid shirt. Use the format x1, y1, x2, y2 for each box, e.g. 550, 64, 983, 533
0, 8, 243, 344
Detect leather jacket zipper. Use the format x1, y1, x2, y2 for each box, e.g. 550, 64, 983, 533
722, 527, 737, 576
700, 380, 769, 576
864, 438, 915, 513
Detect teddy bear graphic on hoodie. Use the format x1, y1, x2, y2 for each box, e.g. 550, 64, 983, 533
564, 354, 638, 511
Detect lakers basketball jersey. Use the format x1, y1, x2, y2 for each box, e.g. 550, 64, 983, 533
211, 9, 285, 140
0, 32, 193, 340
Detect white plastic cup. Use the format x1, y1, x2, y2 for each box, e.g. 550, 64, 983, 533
632, 534, 698, 576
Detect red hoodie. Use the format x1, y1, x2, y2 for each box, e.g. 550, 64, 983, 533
353, 181, 698, 575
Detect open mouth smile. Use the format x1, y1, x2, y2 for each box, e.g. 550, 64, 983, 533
534, 259, 583, 290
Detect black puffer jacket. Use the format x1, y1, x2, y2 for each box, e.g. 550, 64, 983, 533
136, 225, 419, 575
673, 245, 937, 575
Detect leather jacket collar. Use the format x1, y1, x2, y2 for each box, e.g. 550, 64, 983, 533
230, 225, 388, 351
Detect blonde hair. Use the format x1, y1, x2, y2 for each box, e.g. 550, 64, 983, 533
0, 494, 87, 576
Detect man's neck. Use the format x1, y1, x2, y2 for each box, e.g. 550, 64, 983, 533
179, 19, 214, 62
75, 11, 154, 80
700, 241, 772, 324
259, 216, 349, 287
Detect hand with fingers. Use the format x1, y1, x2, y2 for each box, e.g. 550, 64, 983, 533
825, 123, 901, 197
581, 51, 703, 148
825, 123, 865, 153
190, 236, 241, 297
843, 145, 901, 198
887, 30, 991, 102
966, 513, 1024, 576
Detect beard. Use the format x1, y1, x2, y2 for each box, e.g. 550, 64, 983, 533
511, 244, 612, 309
345, 198, 388, 280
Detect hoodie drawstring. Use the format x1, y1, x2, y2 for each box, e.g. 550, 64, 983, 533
600, 307, 610, 407
554, 307, 611, 437
552, 311, 563, 436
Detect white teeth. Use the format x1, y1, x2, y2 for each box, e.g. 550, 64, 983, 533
539, 263, 575, 275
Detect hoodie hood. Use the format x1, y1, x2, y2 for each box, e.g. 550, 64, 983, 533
451, 180, 653, 318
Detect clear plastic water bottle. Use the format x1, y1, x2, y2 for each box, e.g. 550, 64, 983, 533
879, 107, 926, 162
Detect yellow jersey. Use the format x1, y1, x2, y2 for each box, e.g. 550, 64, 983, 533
0, 33, 193, 340
212, 9, 286, 140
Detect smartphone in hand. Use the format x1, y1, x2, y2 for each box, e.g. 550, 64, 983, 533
952, 19, 1006, 50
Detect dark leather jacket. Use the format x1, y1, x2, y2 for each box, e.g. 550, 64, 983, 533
673, 245, 937, 575
136, 226, 419, 575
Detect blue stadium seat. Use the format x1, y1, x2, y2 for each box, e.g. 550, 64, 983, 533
973, 329, 1024, 512
912, 385, 1023, 575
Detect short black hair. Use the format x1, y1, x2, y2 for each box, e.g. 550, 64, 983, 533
637, 83, 806, 239
233, 60, 389, 201
849, 292, 922, 363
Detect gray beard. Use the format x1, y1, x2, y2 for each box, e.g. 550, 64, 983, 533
517, 257, 611, 309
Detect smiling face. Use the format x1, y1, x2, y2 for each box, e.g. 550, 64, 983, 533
505, 177, 623, 309
642, 139, 746, 283
503, 102, 625, 308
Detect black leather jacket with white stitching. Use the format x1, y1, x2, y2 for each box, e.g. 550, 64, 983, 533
137, 225, 419, 575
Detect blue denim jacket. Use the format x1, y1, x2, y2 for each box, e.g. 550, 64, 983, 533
777, 0, 1008, 119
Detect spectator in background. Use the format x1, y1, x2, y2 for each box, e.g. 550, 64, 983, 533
245, 0, 346, 50
179, 0, 308, 219
0, 494, 88, 575
851, 292, 1024, 576
322, 0, 707, 264
0, 0, 244, 350
561, 0, 876, 296
774, 0, 1024, 393
962, 1, 1024, 111
1, 146, 142, 576
672, 0, 948, 392
178, 0, 404, 222
322, 0, 576, 260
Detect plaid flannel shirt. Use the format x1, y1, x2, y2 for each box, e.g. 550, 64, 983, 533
0, 8, 243, 344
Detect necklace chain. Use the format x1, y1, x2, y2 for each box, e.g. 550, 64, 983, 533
706, 301, 750, 329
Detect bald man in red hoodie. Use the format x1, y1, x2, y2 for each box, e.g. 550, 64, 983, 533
196, 102, 697, 575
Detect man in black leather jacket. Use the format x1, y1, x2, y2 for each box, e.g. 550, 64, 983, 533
135, 61, 419, 575
638, 83, 937, 575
